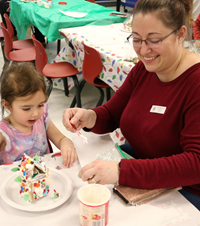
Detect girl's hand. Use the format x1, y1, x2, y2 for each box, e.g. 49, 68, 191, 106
63, 108, 97, 132
0, 132, 6, 152
78, 160, 119, 185
47, 119, 77, 167
60, 138, 77, 168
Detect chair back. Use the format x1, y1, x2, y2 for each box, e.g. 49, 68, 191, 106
31, 34, 48, 74
0, 22, 13, 60
82, 43, 104, 87
4, 14, 14, 39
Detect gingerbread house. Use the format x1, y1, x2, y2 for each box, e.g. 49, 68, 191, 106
18, 154, 51, 202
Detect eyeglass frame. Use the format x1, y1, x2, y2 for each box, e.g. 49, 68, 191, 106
126, 29, 178, 48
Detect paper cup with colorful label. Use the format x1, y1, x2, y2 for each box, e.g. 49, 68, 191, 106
77, 184, 111, 226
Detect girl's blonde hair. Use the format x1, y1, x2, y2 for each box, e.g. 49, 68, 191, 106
0, 63, 46, 117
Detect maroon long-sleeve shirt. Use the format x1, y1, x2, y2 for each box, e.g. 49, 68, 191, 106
91, 61, 200, 196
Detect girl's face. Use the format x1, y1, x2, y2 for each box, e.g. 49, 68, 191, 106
132, 13, 181, 79
4, 90, 46, 133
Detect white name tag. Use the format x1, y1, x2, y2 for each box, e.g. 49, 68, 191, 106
150, 105, 166, 114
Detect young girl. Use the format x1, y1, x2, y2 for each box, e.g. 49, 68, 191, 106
0, 63, 77, 167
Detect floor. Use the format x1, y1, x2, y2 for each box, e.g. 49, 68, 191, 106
0, 5, 132, 152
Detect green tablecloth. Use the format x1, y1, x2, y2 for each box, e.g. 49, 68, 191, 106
10, 0, 127, 42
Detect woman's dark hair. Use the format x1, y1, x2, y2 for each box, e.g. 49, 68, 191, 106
0, 62, 46, 116
133, 0, 193, 30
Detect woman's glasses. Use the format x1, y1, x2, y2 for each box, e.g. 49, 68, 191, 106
127, 29, 177, 49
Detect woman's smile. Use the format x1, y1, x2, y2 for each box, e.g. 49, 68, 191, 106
143, 55, 159, 61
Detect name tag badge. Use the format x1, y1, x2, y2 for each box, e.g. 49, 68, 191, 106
150, 105, 166, 114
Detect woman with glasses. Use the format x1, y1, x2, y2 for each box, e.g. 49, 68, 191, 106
63, 0, 200, 210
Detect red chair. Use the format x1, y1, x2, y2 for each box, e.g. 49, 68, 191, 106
4, 14, 34, 50
31, 34, 82, 106
0, 22, 35, 63
71, 43, 111, 107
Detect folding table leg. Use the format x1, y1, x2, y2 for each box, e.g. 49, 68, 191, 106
70, 79, 86, 108
58, 39, 69, 96
106, 87, 111, 101
70, 76, 82, 108
57, 39, 61, 54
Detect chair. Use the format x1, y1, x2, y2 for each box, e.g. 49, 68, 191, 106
4, 13, 34, 50
0, 22, 35, 63
31, 34, 81, 106
70, 43, 111, 107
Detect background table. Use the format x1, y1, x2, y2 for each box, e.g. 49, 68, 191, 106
10, 0, 127, 43
0, 133, 200, 226
55, 23, 137, 91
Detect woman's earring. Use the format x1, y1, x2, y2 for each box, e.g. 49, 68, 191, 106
179, 38, 183, 43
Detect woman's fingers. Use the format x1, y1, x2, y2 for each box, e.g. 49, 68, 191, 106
63, 108, 84, 131
79, 160, 99, 179
79, 160, 119, 185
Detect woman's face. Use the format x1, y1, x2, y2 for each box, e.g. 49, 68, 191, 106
132, 13, 180, 76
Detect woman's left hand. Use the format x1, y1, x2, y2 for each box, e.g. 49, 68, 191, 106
78, 160, 119, 185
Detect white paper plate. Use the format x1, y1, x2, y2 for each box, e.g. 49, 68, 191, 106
58, 9, 88, 18
0, 167, 73, 212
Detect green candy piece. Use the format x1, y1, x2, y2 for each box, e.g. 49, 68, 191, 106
33, 155, 39, 161
24, 194, 30, 201
54, 193, 59, 199
14, 176, 21, 182
11, 167, 19, 172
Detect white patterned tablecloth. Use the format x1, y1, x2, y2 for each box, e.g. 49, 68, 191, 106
54, 23, 137, 92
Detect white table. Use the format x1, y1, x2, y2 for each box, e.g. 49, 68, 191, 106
0, 133, 199, 226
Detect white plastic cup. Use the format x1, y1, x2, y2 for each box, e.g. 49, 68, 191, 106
77, 184, 111, 226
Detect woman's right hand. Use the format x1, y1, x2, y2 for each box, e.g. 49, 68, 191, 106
63, 108, 97, 132
0, 132, 6, 152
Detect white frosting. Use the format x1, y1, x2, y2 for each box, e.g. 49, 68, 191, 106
25, 164, 34, 171
34, 187, 44, 197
